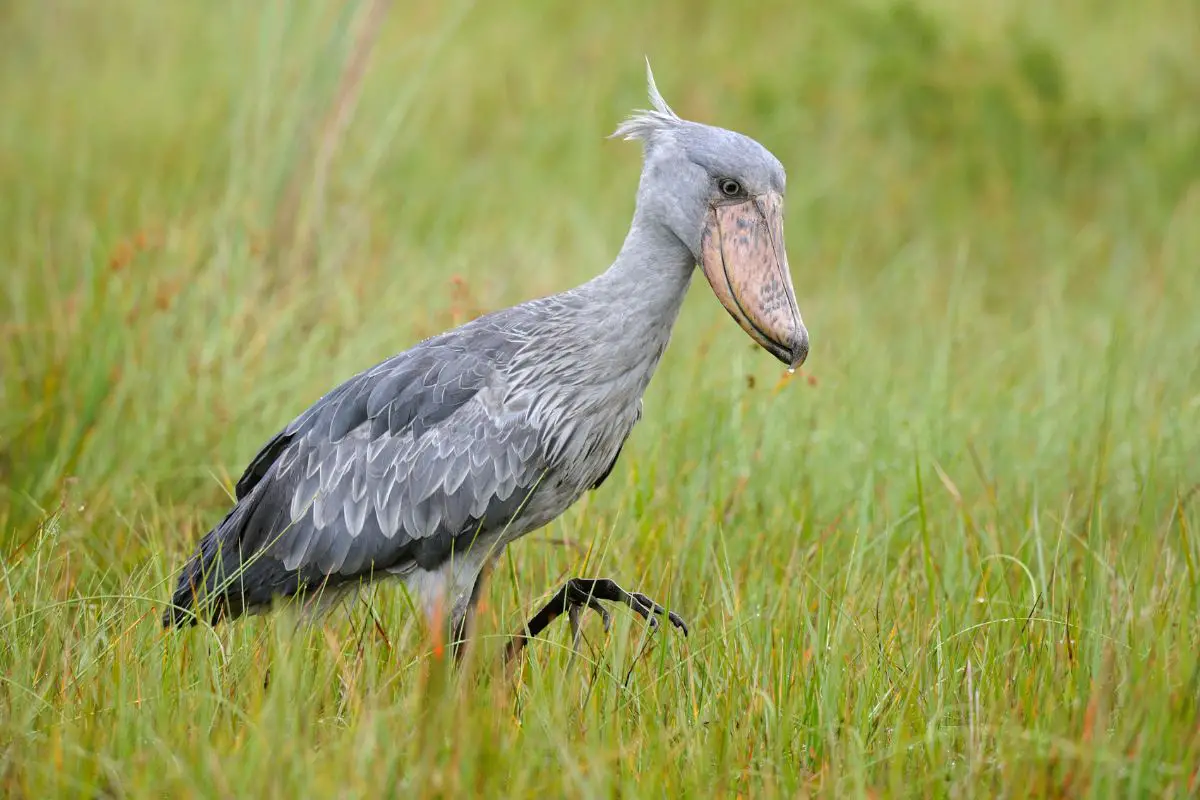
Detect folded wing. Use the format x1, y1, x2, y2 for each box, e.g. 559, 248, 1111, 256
164, 331, 547, 625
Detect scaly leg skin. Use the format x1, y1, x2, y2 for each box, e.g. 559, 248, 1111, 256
505, 577, 688, 664
450, 549, 506, 665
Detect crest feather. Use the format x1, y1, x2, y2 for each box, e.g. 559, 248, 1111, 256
610, 58, 683, 143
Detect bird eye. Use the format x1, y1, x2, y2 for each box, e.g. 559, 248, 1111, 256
718, 178, 743, 198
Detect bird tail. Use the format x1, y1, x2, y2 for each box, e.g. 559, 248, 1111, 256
161, 501, 250, 628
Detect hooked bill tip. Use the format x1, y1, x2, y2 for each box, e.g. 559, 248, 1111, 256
788, 326, 810, 369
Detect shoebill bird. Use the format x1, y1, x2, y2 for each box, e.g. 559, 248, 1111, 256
162, 64, 809, 665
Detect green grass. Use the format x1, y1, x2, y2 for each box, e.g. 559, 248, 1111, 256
2, 0, 1199, 796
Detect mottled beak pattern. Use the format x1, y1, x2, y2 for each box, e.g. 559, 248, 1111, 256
700, 191, 809, 368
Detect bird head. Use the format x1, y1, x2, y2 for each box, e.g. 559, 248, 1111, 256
612, 61, 809, 369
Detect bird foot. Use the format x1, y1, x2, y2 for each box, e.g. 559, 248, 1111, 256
505, 577, 688, 663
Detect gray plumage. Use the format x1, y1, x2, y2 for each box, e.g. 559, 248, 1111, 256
163, 64, 805, 644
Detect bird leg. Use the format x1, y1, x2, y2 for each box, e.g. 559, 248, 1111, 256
449, 551, 504, 665
505, 578, 688, 663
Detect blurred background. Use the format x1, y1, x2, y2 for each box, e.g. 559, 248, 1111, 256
3, 0, 1196, 536
1, 0, 1198, 795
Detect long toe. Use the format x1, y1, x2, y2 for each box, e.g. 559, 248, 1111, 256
588, 599, 613, 632
508, 578, 689, 664
626, 591, 688, 635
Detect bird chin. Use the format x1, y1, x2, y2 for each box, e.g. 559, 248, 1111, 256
699, 192, 808, 368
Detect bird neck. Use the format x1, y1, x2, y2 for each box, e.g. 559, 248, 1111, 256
589, 211, 695, 318
568, 211, 696, 383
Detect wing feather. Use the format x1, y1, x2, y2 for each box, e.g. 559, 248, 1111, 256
272, 401, 543, 577
170, 325, 551, 620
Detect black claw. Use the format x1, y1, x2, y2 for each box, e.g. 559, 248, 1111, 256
624, 590, 688, 635
576, 595, 610, 635
505, 576, 688, 663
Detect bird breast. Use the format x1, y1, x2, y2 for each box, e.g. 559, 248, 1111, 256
535, 387, 641, 494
